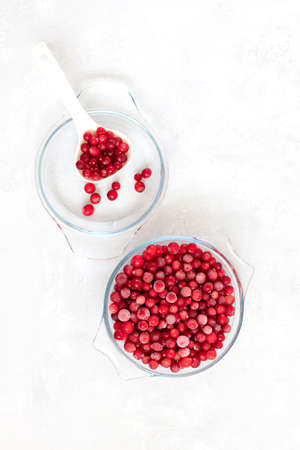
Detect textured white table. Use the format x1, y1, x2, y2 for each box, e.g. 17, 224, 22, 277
1, 1, 300, 449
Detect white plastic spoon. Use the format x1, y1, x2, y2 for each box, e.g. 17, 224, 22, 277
32, 42, 131, 183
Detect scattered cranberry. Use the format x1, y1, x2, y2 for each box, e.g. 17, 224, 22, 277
90, 193, 101, 204
109, 242, 235, 373
107, 190, 118, 201
142, 168, 152, 178
82, 204, 94, 216
135, 181, 145, 193
84, 183, 96, 194
134, 173, 142, 181
112, 181, 120, 191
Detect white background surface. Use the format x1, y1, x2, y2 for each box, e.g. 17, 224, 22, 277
1, 1, 300, 449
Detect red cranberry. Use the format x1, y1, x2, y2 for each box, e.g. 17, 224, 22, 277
175, 270, 185, 281
159, 304, 169, 315
166, 291, 177, 303
206, 332, 217, 344
196, 332, 206, 343
211, 290, 219, 300
81, 143, 89, 153
129, 302, 139, 312
143, 272, 154, 283
192, 289, 202, 301
133, 268, 144, 278
137, 307, 150, 320
115, 273, 128, 287
76, 160, 85, 170
203, 325, 213, 335
225, 295, 235, 305
112, 181, 120, 190
134, 173, 142, 181
109, 303, 119, 314
207, 350, 217, 360
207, 269, 218, 281
90, 135, 99, 145
131, 255, 144, 268
114, 330, 124, 340
124, 341, 136, 353
190, 302, 199, 310
82, 204, 94, 216
166, 314, 176, 325
82, 169, 91, 179
137, 320, 148, 331
223, 276, 231, 285
183, 254, 193, 263
83, 132, 92, 141
149, 360, 159, 370
177, 335, 190, 348
181, 286, 191, 297
136, 295, 145, 305
214, 281, 224, 291
171, 363, 180, 373
217, 314, 229, 325
167, 243, 178, 255
135, 181, 145, 192
196, 272, 206, 284
187, 319, 198, 330
139, 332, 150, 344
91, 172, 101, 181
89, 146, 100, 157
153, 280, 165, 293
96, 127, 105, 135
161, 358, 171, 368
207, 307, 216, 316
84, 183, 96, 194
107, 189, 118, 201
180, 357, 192, 368
90, 193, 101, 204
223, 324, 231, 333
178, 348, 190, 358
203, 282, 213, 293
169, 329, 179, 339
148, 315, 159, 327
120, 287, 131, 299
155, 271, 165, 280
110, 291, 121, 302
225, 286, 234, 294
142, 168, 152, 178
119, 142, 129, 153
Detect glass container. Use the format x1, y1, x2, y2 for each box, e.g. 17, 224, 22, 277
35, 80, 167, 259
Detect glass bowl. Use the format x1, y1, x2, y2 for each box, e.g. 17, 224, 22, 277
100, 236, 251, 378
35, 98, 167, 259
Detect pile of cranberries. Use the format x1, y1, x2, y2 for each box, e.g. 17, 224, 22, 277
109, 241, 235, 373
76, 127, 129, 181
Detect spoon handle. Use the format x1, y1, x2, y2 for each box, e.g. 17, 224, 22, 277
33, 42, 94, 133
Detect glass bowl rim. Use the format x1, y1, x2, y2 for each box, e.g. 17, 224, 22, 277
35, 110, 167, 235
103, 235, 245, 378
